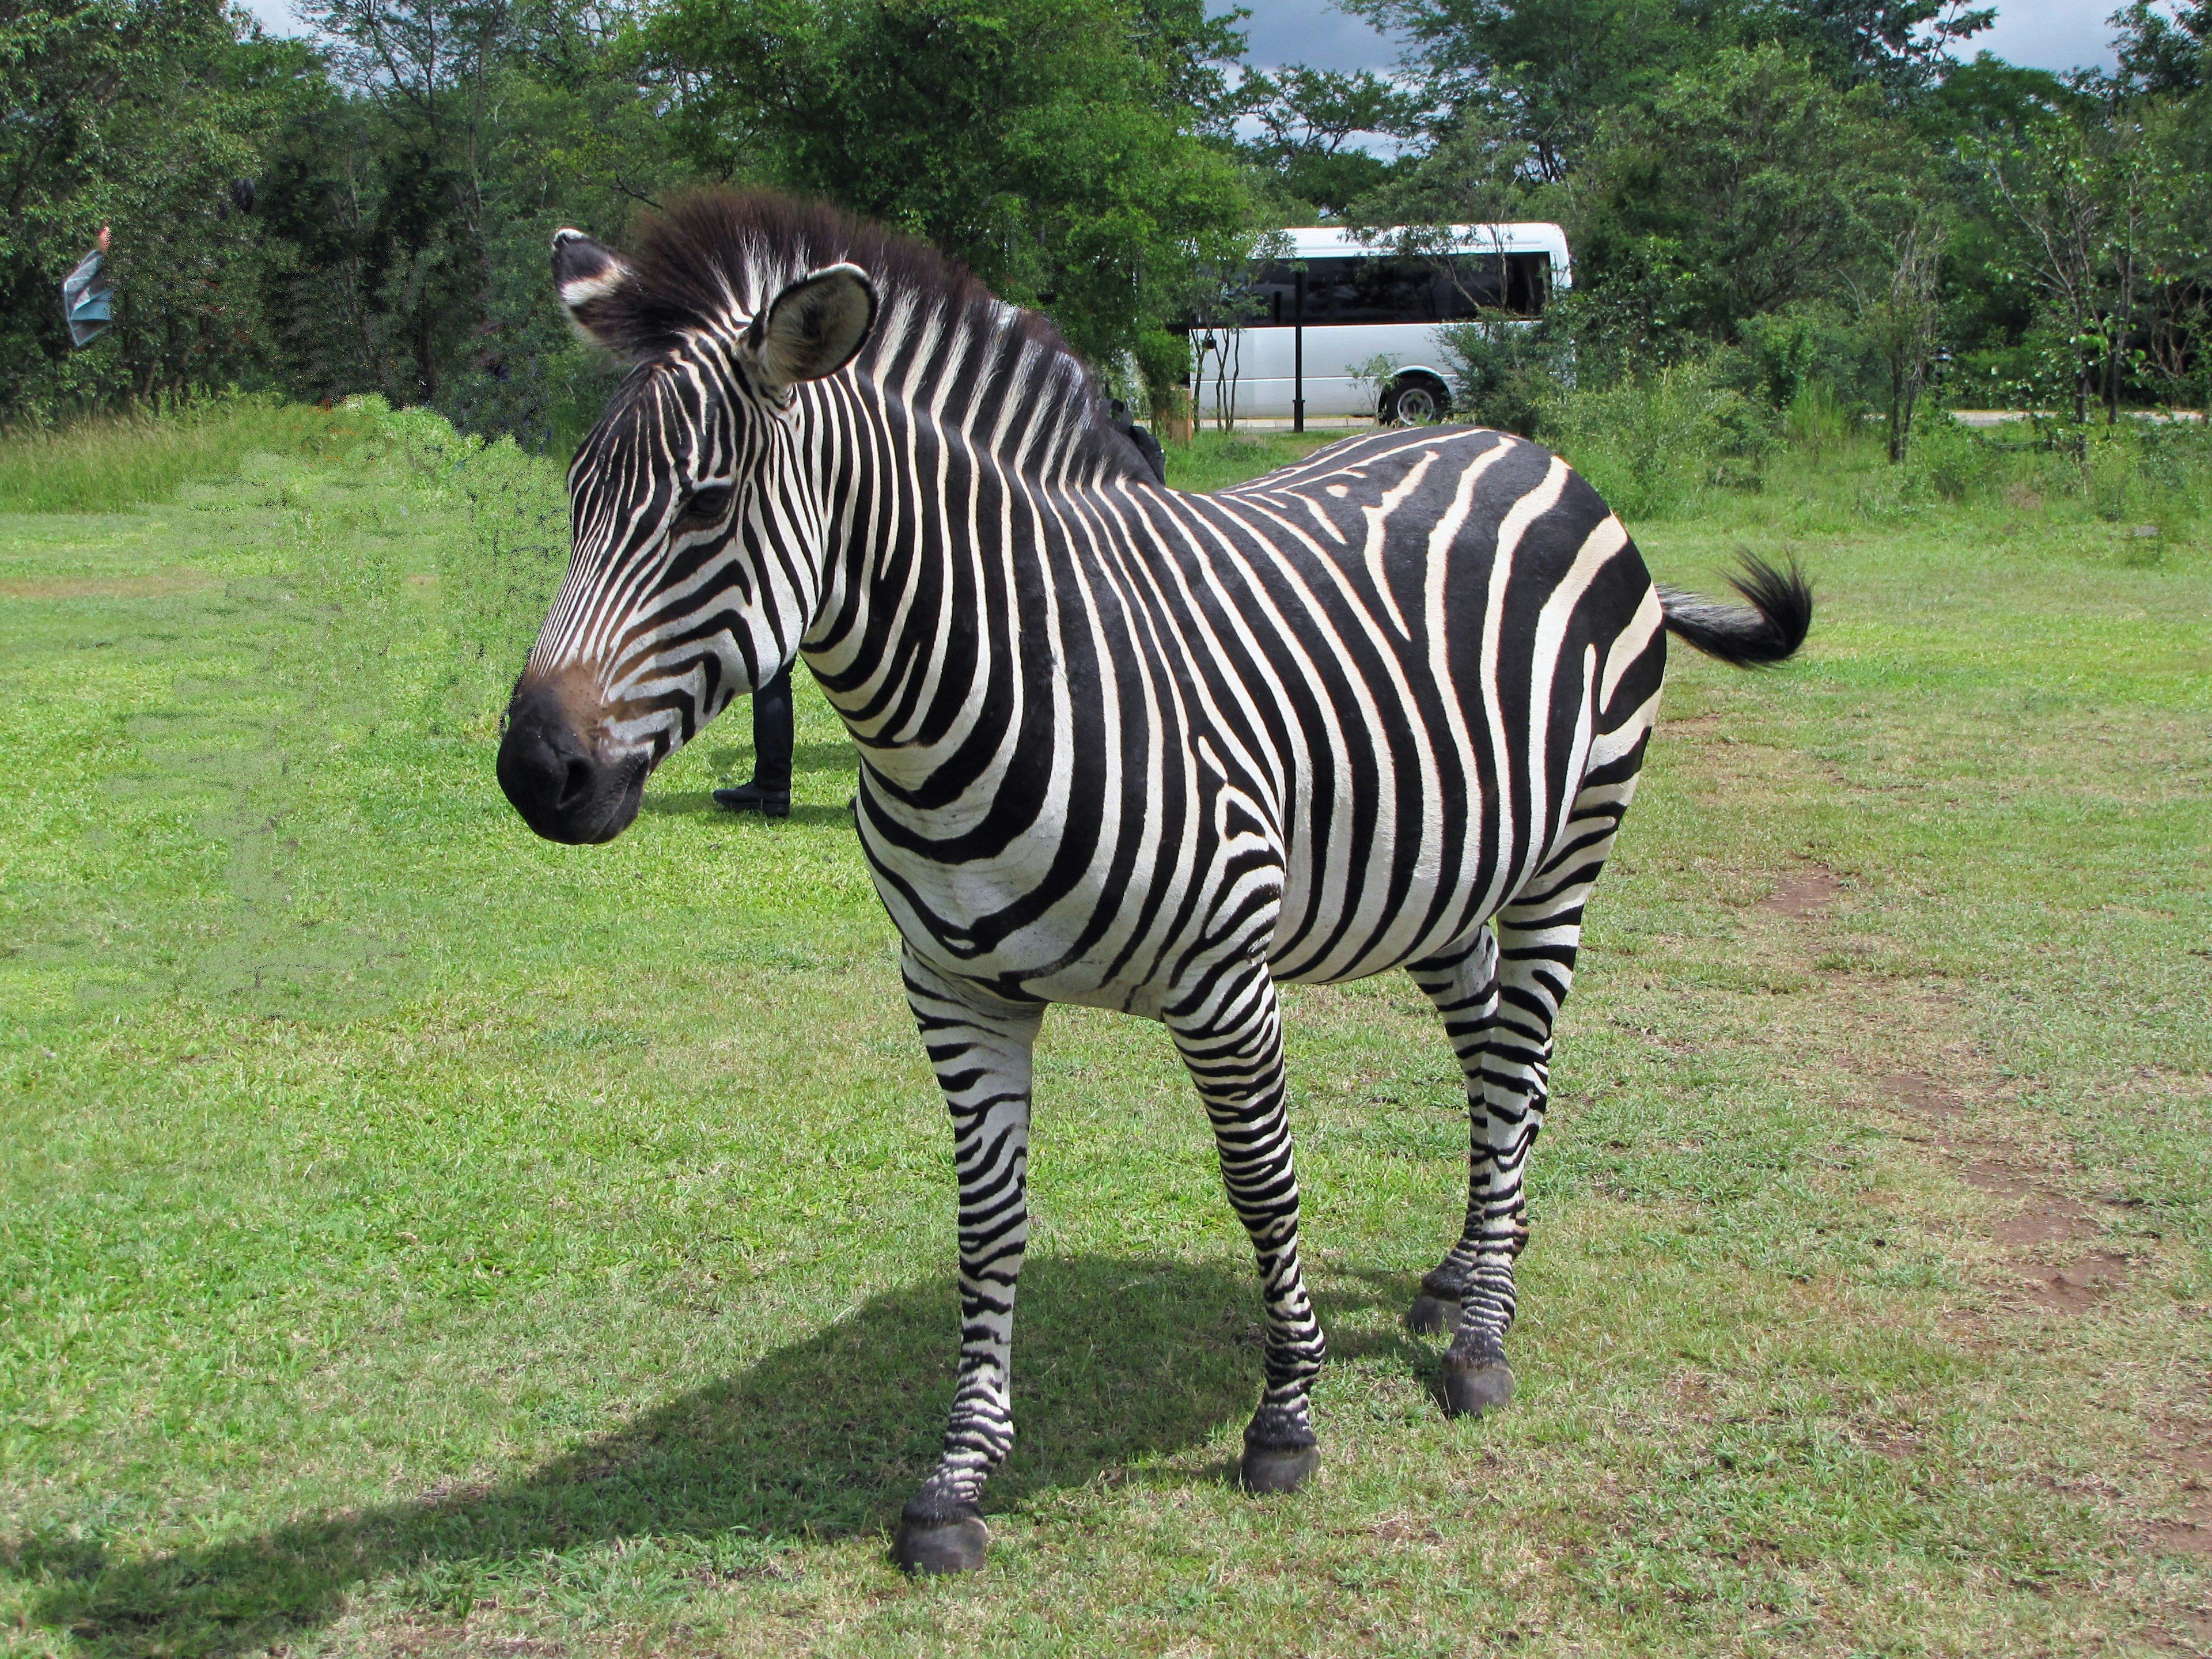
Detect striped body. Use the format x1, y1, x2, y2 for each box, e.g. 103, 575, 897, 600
824, 421, 1660, 1011
498, 194, 1806, 1569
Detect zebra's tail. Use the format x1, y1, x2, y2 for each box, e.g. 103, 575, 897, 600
1657, 555, 1813, 669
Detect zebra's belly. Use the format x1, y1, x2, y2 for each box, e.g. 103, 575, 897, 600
860, 780, 1521, 1013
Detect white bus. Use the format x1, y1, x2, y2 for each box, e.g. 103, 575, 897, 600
1187, 224, 1571, 426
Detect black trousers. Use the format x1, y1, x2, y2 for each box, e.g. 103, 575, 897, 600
748, 664, 794, 791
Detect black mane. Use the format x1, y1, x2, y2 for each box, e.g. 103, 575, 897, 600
593, 189, 1149, 484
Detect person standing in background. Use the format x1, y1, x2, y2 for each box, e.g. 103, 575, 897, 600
712, 665, 795, 818
62, 225, 113, 347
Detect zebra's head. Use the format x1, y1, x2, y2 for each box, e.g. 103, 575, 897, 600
498, 219, 878, 844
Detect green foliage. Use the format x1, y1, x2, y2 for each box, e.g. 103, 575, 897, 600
1131, 327, 1194, 425
1, 0, 2206, 466
0, 0, 290, 420
265, 0, 680, 442
1232, 66, 1420, 217
643, 0, 1252, 365
1435, 317, 1564, 437
2105, 0, 2209, 99
0, 395, 377, 513
1544, 357, 1780, 518
1574, 46, 1922, 357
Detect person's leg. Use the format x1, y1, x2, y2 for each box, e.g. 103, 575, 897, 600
713, 665, 793, 816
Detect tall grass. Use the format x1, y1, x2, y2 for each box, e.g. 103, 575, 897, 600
0, 397, 374, 513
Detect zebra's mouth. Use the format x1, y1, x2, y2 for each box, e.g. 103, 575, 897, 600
497, 679, 649, 846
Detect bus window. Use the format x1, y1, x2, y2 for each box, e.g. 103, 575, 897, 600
1234, 251, 1548, 327
1504, 252, 1549, 316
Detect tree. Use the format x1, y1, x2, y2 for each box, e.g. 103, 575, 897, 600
0, 0, 279, 416
2104, 0, 2208, 100
1573, 46, 1924, 353
643, 0, 1252, 365
1776, 0, 1992, 96
258, 0, 682, 435
1857, 211, 1945, 460
1234, 66, 1422, 217
1339, 0, 1711, 180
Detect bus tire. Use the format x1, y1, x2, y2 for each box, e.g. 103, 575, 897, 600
1381, 374, 1450, 425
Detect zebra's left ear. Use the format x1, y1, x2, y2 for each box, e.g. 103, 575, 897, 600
745, 264, 877, 391
552, 227, 637, 353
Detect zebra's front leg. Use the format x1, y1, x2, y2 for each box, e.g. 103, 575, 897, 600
1165, 963, 1327, 1494
891, 950, 1043, 1575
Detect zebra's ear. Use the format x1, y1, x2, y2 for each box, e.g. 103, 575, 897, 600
745, 264, 877, 391
551, 227, 636, 353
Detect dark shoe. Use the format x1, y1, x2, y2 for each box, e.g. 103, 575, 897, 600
713, 782, 790, 818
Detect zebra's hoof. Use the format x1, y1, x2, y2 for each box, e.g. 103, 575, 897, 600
891, 1512, 990, 1575
1407, 1291, 1458, 1335
1238, 1441, 1320, 1494
1442, 1355, 1514, 1419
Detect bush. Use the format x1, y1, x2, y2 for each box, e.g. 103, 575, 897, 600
1436, 319, 1569, 438
1546, 357, 1779, 519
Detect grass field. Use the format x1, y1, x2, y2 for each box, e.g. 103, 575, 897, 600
2, 405, 2209, 1658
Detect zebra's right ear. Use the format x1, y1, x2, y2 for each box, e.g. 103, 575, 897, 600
551, 228, 636, 353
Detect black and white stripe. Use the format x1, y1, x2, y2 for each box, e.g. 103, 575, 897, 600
497, 192, 1812, 1569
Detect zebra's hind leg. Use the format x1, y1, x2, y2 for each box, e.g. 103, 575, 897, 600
1403, 925, 1519, 1418
1165, 961, 1327, 1495
1407, 776, 1626, 1416
891, 950, 1044, 1575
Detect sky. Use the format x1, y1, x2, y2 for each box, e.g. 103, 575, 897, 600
1237, 0, 2119, 75
240, 0, 2126, 76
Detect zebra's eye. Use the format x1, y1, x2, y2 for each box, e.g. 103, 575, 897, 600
677, 484, 733, 528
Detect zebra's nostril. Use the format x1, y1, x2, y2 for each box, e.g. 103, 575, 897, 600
555, 755, 594, 812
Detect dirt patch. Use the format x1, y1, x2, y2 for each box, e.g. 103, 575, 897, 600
1763, 868, 1841, 916
1368, 1513, 1443, 1544
1990, 1198, 2104, 1247
2146, 1518, 2212, 1557
1857, 1423, 1919, 1462
1961, 1161, 2036, 1196
1882, 1071, 1963, 1118
2016, 1252, 2130, 1310
2164, 1439, 2212, 1481
1670, 1372, 1715, 1410
2141, 1609, 2212, 1653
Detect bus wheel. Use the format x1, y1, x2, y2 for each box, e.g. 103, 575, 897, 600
1382, 375, 1449, 425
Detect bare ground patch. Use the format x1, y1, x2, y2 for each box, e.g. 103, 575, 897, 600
1762, 866, 1842, 916
0, 567, 222, 600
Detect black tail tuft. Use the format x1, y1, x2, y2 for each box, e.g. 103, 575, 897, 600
1657, 554, 1813, 669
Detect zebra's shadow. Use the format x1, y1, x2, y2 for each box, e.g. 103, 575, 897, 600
24, 1255, 1392, 1656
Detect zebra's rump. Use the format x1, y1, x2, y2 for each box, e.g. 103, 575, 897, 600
856, 424, 1667, 1009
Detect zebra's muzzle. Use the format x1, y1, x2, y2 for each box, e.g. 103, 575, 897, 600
497, 678, 645, 846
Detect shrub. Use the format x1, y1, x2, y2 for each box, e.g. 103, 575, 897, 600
1546, 357, 1779, 519
1436, 320, 1569, 438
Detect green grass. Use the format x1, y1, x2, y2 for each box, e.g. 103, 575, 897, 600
0, 399, 382, 516
1160, 426, 1351, 492
2, 407, 2209, 1658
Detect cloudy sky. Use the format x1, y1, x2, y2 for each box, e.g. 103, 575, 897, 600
1240, 0, 2120, 73
240, 0, 2124, 75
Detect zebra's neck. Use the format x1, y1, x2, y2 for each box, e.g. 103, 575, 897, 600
793, 328, 1147, 796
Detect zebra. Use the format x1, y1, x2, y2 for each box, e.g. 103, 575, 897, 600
495, 191, 1812, 1575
